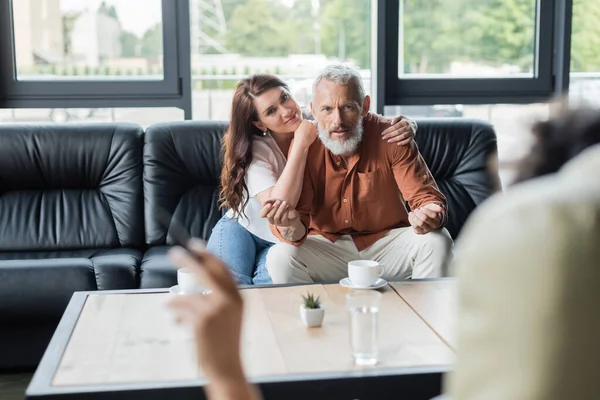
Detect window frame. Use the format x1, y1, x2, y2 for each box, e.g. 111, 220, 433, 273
0, 0, 192, 117
378, 0, 565, 108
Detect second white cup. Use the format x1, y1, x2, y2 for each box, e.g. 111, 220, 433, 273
177, 267, 207, 294
348, 260, 383, 287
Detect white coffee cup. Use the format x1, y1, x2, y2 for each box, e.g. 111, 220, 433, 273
348, 260, 383, 287
177, 267, 207, 294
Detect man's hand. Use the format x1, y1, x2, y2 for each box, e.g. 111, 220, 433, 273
409, 203, 443, 234
382, 116, 416, 146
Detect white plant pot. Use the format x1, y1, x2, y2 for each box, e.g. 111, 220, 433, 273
299, 305, 324, 327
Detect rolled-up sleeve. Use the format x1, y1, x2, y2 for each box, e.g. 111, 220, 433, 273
390, 141, 447, 229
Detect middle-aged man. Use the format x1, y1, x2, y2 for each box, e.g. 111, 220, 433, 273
259, 64, 453, 284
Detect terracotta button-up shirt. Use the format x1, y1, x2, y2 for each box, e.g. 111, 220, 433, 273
271, 112, 447, 251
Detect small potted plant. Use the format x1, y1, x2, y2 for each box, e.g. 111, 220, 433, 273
300, 292, 324, 327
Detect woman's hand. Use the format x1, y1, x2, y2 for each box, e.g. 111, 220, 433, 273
382, 116, 417, 145
293, 120, 318, 150
259, 199, 299, 228
168, 240, 245, 382
168, 240, 263, 400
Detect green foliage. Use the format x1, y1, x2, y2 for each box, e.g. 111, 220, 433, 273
571, 0, 600, 72
464, 0, 536, 72
302, 292, 321, 309
400, 0, 537, 73
62, 11, 80, 57
141, 23, 163, 59
320, 0, 371, 68
217, 0, 599, 74
224, 0, 292, 56
98, 1, 118, 19
120, 31, 140, 57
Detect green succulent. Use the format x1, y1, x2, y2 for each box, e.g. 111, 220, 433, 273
302, 292, 321, 309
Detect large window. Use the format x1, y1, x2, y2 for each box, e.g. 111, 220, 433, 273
188, 0, 372, 119
400, 0, 537, 78
1, 0, 190, 116
13, 0, 164, 81
380, 0, 555, 108
0, 0, 592, 131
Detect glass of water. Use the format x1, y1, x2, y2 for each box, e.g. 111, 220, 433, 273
346, 290, 382, 366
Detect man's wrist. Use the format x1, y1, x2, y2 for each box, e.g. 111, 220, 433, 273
277, 225, 297, 241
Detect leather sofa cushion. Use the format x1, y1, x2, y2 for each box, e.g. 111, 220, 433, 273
139, 246, 176, 289
415, 118, 499, 238
0, 248, 141, 320
144, 121, 226, 246
0, 123, 145, 251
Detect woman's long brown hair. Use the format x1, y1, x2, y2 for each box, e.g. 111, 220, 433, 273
220, 74, 291, 217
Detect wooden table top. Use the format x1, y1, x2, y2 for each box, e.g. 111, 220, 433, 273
51, 281, 456, 387
390, 280, 457, 349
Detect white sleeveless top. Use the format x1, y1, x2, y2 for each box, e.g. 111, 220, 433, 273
225, 132, 287, 242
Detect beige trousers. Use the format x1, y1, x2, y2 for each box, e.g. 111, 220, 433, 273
265, 227, 453, 284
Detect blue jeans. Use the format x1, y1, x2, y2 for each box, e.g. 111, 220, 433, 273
206, 215, 274, 285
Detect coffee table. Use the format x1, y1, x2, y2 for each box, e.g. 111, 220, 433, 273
26, 279, 456, 400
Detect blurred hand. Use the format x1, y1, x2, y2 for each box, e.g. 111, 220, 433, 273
294, 119, 318, 150
409, 203, 443, 234
259, 199, 299, 227
168, 239, 245, 382
382, 116, 416, 146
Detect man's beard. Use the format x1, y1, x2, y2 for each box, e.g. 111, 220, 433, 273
318, 117, 364, 156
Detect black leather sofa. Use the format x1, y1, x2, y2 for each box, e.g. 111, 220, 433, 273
0, 119, 499, 370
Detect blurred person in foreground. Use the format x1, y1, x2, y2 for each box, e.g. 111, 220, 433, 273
169, 107, 600, 400
446, 106, 600, 399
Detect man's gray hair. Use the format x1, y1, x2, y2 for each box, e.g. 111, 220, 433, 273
313, 64, 366, 104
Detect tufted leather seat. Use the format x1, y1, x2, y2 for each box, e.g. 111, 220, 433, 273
140, 121, 225, 288
0, 124, 144, 368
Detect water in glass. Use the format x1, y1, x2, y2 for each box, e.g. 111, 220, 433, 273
349, 304, 379, 365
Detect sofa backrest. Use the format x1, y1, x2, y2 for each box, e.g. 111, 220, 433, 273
143, 118, 499, 244
143, 121, 225, 245
0, 124, 145, 251
414, 118, 500, 238
0, 119, 498, 251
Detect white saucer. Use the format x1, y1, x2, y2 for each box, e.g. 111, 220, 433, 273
339, 277, 387, 290
169, 285, 212, 295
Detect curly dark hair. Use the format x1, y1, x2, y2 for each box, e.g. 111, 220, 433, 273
513, 107, 600, 184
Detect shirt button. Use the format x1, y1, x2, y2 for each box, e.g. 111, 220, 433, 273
345, 219, 349, 224
343, 198, 348, 203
